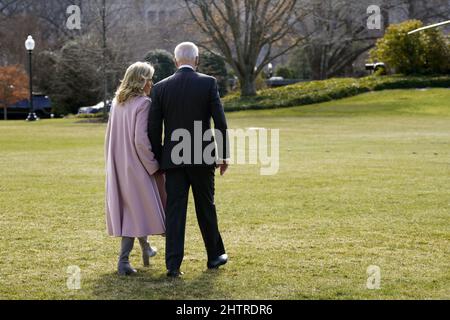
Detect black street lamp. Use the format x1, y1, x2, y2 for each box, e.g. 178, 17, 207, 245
25, 35, 38, 122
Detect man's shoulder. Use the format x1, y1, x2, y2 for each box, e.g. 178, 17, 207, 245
195, 72, 217, 83
192, 73, 217, 90
153, 72, 216, 92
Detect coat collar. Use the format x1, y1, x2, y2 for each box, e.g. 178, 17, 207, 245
176, 66, 196, 73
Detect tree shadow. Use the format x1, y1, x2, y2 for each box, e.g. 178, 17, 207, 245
92, 265, 230, 300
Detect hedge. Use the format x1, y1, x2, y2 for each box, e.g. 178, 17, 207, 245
222, 75, 450, 112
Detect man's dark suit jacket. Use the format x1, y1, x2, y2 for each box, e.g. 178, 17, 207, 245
148, 67, 230, 170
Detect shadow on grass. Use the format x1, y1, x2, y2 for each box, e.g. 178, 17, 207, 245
92, 266, 228, 300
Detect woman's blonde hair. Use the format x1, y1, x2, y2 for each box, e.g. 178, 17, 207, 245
115, 62, 155, 104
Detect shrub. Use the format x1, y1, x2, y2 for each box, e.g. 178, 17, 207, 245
74, 113, 104, 119
286, 46, 312, 80
199, 51, 229, 96
275, 66, 297, 79
370, 20, 450, 75
73, 112, 107, 123
144, 49, 176, 83
255, 72, 268, 91
51, 39, 104, 115
36, 37, 127, 116
222, 75, 450, 112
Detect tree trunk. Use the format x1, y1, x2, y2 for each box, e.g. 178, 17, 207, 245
240, 75, 257, 97
308, 47, 327, 80
310, 62, 327, 80
311, 68, 323, 80
381, 0, 390, 33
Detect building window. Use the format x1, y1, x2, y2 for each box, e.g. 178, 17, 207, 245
159, 10, 167, 24
147, 10, 157, 23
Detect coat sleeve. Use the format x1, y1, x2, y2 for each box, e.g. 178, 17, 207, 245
135, 99, 160, 176
210, 78, 230, 161
148, 86, 163, 163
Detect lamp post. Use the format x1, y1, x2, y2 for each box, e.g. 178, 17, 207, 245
268, 63, 273, 78
25, 35, 38, 122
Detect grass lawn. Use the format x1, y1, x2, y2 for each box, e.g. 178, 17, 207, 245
0, 88, 449, 300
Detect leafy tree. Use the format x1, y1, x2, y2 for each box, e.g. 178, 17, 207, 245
144, 49, 176, 83
35, 36, 127, 116
0, 65, 28, 120
275, 66, 297, 79
199, 51, 229, 96
286, 46, 311, 80
370, 20, 450, 75
51, 39, 103, 115
34, 51, 58, 95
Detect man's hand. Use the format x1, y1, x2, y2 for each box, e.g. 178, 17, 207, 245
216, 160, 229, 176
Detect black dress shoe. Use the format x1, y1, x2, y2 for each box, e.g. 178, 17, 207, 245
167, 270, 184, 278
207, 254, 228, 269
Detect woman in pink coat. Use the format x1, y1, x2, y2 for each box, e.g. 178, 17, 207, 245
105, 62, 166, 276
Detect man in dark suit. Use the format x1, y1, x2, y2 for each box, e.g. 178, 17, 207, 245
148, 42, 230, 278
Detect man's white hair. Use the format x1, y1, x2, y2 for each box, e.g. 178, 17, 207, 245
174, 42, 199, 63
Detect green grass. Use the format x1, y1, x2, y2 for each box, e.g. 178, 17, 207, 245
0, 88, 449, 300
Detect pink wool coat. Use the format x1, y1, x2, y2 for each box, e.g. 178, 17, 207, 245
105, 96, 166, 237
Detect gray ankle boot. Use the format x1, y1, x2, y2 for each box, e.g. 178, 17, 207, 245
138, 237, 157, 267
118, 237, 137, 276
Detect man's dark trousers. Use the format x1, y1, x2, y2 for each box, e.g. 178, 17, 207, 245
165, 166, 226, 271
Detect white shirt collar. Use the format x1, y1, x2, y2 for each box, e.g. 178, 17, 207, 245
178, 65, 195, 71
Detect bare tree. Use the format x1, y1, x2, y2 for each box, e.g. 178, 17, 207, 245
185, 0, 303, 96
299, 0, 450, 80
0, 6, 47, 66
400, 0, 450, 22
0, 0, 30, 16
297, 0, 389, 80
85, 0, 136, 119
